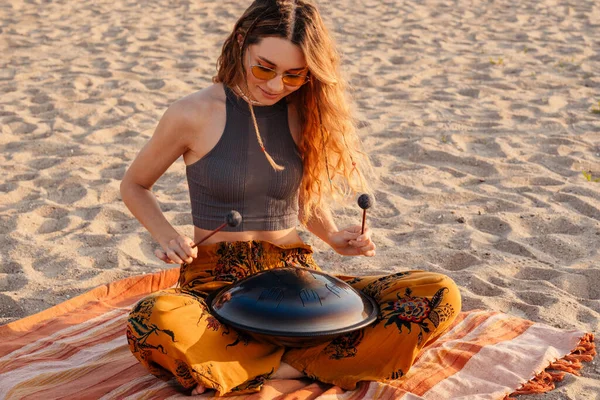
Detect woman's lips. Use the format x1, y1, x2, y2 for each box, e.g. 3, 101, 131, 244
259, 87, 280, 100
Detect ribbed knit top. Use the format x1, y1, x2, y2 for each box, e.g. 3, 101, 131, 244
186, 85, 303, 232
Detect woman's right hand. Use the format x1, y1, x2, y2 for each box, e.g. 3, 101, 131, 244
154, 235, 198, 264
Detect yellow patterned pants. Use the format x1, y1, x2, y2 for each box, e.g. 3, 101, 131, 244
126, 241, 461, 396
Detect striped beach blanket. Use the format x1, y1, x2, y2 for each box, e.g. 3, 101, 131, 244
0, 267, 595, 400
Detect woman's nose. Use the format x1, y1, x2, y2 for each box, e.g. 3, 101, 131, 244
266, 75, 284, 93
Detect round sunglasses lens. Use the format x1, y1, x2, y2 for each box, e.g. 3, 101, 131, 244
283, 76, 306, 86
252, 66, 277, 80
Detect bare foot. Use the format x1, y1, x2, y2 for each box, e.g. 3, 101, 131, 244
191, 384, 206, 396
271, 362, 305, 380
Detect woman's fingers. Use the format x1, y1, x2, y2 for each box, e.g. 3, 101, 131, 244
154, 249, 176, 263
345, 226, 375, 256
363, 246, 376, 257
177, 236, 198, 261
356, 226, 372, 243
343, 226, 372, 242
348, 228, 373, 247
334, 225, 376, 257
165, 247, 185, 264
349, 239, 376, 256
154, 235, 198, 264
165, 238, 192, 264
342, 245, 376, 257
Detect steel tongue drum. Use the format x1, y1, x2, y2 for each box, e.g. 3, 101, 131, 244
207, 195, 379, 348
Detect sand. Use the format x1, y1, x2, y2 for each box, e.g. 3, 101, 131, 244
0, 0, 598, 397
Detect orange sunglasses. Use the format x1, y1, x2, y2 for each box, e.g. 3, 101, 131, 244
250, 64, 309, 87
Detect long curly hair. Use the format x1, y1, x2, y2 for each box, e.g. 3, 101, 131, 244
213, 0, 374, 224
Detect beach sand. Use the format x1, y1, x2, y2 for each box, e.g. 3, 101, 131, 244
1, 0, 599, 397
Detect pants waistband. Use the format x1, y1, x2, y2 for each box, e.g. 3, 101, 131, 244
189, 240, 313, 266
178, 240, 318, 289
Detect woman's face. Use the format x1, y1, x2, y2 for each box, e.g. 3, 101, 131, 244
241, 36, 308, 105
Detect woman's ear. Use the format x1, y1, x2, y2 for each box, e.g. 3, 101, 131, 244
236, 33, 244, 46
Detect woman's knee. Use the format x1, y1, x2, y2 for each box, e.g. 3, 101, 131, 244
128, 289, 208, 336
424, 272, 462, 329
438, 273, 461, 312
381, 271, 462, 329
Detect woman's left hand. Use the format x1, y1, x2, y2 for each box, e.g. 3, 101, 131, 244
328, 225, 376, 257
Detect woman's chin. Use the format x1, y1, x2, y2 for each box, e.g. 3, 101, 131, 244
256, 88, 282, 103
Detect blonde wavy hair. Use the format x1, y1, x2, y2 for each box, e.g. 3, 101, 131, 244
213, 0, 374, 224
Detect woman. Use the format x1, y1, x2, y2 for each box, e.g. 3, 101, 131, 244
121, 0, 461, 396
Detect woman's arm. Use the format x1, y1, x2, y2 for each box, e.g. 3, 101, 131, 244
302, 203, 376, 257
120, 98, 202, 264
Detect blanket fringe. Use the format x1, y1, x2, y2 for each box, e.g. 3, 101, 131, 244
504, 333, 596, 399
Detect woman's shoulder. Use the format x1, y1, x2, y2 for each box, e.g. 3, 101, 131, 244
165, 83, 226, 125
152, 83, 226, 146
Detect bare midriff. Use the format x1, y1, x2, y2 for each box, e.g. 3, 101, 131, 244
193, 226, 304, 246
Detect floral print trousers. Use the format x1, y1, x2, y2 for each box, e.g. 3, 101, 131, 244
126, 241, 461, 396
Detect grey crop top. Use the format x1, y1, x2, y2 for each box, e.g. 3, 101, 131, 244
186, 85, 304, 232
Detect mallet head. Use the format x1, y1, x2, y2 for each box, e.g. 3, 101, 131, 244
226, 210, 242, 227
357, 194, 374, 210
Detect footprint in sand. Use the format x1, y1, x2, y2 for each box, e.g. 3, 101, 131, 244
114, 130, 140, 141
388, 229, 437, 247
32, 257, 79, 279
379, 179, 424, 200
507, 301, 541, 321
47, 182, 88, 204
364, 191, 400, 219
513, 263, 563, 281
467, 275, 504, 296
529, 176, 564, 186
75, 233, 115, 248
516, 290, 559, 307
528, 154, 578, 177
551, 272, 599, 300
419, 210, 460, 225
487, 275, 510, 288
30, 92, 53, 105
6, 117, 37, 134
471, 215, 512, 237
424, 150, 498, 178
10, 172, 39, 182
467, 197, 526, 214
0, 182, 18, 195
493, 240, 537, 258
0, 294, 25, 319
0, 215, 17, 235
524, 235, 588, 265
576, 308, 599, 326
100, 163, 128, 179
86, 208, 138, 235
453, 136, 506, 159
516, 215, 584, 236
86, 247, 137, 270
29, 157, 64, 170
440, 251, 481, 272
0, 270, 27, 292
457, 88, 480, 98
141, 79, 165, 90
34, 205, 70, 219
553, 193, 600, 221
459, 294, 487, 312
30, 102, 55, 117
37, 218, 72, 235
0, 261, 24, 275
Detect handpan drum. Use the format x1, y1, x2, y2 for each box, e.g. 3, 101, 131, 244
207, 267, 379, 347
